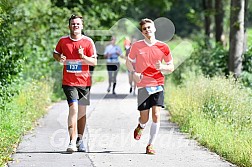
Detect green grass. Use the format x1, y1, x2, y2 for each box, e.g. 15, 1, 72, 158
0, 80, 52, 166
165, 75, 252, 167
247, 27, 252, 46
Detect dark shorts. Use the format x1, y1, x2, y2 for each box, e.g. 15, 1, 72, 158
137, 87, 164, 111
106, 62, 120, 72
62, 85, 90, 105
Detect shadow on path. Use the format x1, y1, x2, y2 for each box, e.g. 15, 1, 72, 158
15, 150, 145, 155
91, 93, 135, 99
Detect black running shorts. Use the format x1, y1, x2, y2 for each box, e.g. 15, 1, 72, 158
62, 85, 90, 105
137, 87, 164, 111
106, 62, 120, 72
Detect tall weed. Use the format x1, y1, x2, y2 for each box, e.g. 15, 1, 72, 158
0, 79, 52, 166
166, 75, 252, 167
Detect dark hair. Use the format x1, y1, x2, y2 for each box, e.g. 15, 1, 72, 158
68, 14, 83, 25
139, 18, 154, 29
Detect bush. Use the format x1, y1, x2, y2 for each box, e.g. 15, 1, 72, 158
194, 42, 229, 77
241, 46, 252, 88
0, 79, 52, 166
166, 75, 252, 167
0, 2, 25, 106
242, 46, 252, 73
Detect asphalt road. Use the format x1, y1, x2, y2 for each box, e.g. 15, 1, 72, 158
8, 72, 236, 167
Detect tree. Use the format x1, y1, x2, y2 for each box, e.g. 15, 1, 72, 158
243, 0, 249, 52
0, 0, 24, 86
203, 0, 213, 38
215, 0, 225, 45
203, 0, 213, 47
229, 0, 245, 78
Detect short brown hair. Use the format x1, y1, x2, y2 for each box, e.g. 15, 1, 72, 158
139, 18, 155, 29
68, 14, 83, 25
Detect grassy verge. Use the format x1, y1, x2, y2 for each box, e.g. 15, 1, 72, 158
165, 75, 252, 167
0, 79, 52, 166
0, 61, 107, 166
247, 27, 252, 46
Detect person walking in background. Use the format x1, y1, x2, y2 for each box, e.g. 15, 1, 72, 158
126, 18, 174, 154
53, 14, 97, 152
125, 36, 137, 95
124, 36, 131, 52
104, 36, 123, 95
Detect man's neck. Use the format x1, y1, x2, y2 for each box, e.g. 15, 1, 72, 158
144, 36, 156, 45
70, 33, 82, 40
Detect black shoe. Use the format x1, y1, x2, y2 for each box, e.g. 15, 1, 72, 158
129, 87, 132, 93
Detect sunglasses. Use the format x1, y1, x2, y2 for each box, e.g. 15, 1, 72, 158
142, 26, 151, 31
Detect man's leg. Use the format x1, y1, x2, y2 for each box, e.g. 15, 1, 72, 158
112, 69, 116, 94
139, 109, 149, 126
134, 109, 149, 140
77, 105, 86, 139
128, 72, 133, 93
107, 65, 112, 92
75, 104, 87, 152
67, 101, 78, 152
135, 87, 151, 140
145, 105, 161, 154
112, 63, 120, 94
68, 102, 78, 141
62, 85, 79, 152
76, 86, 90, 152
148, 106, 161, 145
133, 80, 137, 95
107, 71, 112, 92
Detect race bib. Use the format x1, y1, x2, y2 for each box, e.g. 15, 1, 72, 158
66, 61, 82, 73
145, 86, 163, 95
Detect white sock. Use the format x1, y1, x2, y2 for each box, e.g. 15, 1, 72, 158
78, 134, 83, 140
148, 122, 160, 145
139, 117, 146, 129
70, 139, 76, 146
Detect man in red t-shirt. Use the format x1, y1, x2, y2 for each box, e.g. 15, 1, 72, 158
126, 18, 174, 154
53, 15, 97, 152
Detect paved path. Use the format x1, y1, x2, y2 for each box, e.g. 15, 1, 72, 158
8, 73, 236, 167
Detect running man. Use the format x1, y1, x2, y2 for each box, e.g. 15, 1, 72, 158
126, 18, 174, 154
53, 14, 97, 152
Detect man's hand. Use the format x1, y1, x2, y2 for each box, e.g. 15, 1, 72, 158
133, 72, 142, 83
155, 60, 163, 71
78, 45, 84, 58
60, 55, 66, 62
155, 60, 175, 74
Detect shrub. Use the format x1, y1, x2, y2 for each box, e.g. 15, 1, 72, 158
166, 75, 252, 167
0, 79, 52, 166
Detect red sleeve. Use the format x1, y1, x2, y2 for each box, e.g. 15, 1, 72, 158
86, 40, 96, 58
163, 45, 173, 64
54, 38, 63, 54
128, 43, 137, 61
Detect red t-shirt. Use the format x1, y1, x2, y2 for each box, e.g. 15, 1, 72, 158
128, 40, 173, 87
54, 35, 96, 86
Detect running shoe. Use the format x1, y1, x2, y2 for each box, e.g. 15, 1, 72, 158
76, 139, 86, 152
66, 141, 77, 152
134, 124, 143, 140
107, 87, 110, 93
146, 144, 156, 155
